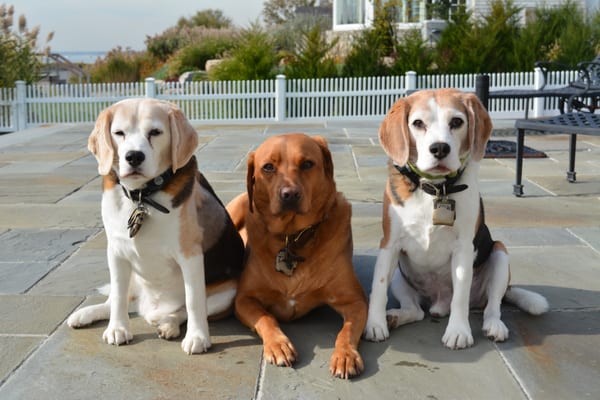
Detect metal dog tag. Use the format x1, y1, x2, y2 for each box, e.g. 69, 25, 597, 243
432, 198, 456, 226
275, 248, 297, 276
127, 203, 149, 238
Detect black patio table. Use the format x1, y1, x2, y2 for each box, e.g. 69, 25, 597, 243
513, 112, 600, 196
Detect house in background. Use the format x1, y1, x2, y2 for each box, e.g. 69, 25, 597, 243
332, 0, 600, 43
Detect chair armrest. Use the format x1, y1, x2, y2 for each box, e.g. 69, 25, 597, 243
572, 61, 600, 90
534, 61, 570, 90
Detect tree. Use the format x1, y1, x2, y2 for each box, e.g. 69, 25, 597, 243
177, 9, 232, 29
0, 3, 52, 86
263, 0, 331, 25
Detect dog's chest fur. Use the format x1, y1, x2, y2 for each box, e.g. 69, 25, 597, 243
389, 163, 481, 286
102, 187, 190, 283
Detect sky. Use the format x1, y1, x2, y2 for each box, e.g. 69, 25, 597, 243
14, 0, 264, 52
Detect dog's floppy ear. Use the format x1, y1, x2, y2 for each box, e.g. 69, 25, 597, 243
246, 152, 256, 213
463, 92, 492, 161
88, 106, 115, 176
311, 135, 334, 181
378, 98, 411, 166
168, 103, 198, 172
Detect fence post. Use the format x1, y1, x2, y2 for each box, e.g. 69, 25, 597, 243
405, 71, 417, 93
145, 77, 156, 98
532, 66, 544, 118
15, 80, 27, 131
275, 74, 286, 122
475, 75, 490, 110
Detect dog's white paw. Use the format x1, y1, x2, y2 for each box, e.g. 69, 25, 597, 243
103, 325, 133, 345
181, 331, 211, 354
67, 309, 94, 328
442, 324, 473, 349
157, 321, 181, 340
363, 315, 389, 342
386, 307, 425, 328
483, 318, 509, 342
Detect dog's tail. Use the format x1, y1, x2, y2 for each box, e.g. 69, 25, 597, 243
504, 287, 549, 315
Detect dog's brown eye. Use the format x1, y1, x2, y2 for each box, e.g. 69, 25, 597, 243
300, 160, 314, 170
450, 118, 464, 129
262, 163, 275, 173
148, 129, 162, 136
412, 119, 425, 129
113, 130, 125, 137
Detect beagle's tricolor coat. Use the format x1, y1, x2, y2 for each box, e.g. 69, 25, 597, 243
67, 98, 244, 354
364, 89, 548, 349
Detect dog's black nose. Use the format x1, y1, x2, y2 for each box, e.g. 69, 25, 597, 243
279, 186, 301, 208
125, 151, 145, 167
429, 142, 451, 160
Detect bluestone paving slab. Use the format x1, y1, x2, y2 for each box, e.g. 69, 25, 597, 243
0, 299, 261, 400
0, 204, 101, 229
0, 228, 99, 293
499, 310, 600, 399
0, 336, 42, 386
1, 122, 599, 398
0, 294, 81, 335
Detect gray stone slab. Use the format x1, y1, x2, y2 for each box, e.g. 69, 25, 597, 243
483, 196, 600, 228
508, 246, 600, 310
0, 204, 101, 229
492, 227, 582, 247
0, 336, 42, 385
0, 228, 99, 293
0, 299, 262, 400
499, 310, 600, 399
0, 295, 82, 335
258, 308, 525, 400
568, 226, 600, 252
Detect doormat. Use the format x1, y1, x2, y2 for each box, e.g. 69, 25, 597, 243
485, 140, 547, 159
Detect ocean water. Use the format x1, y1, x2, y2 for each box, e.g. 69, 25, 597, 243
57, 51, 107, 64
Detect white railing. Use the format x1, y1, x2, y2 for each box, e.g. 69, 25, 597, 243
0, 68, 580, 132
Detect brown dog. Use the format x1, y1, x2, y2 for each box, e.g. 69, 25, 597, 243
227, 133, 367, 379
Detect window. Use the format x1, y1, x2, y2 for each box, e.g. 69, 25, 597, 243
335, 0, 365, 25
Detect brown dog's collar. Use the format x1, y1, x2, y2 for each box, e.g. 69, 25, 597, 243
275, 221, 322, 276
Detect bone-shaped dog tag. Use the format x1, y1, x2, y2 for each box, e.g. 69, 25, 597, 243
432, 198, 456, 226
127, 203, 149, 238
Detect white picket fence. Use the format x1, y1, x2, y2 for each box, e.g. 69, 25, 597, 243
0, 69, 578, 133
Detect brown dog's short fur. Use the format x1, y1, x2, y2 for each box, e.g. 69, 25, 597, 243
227, 133, 367, 379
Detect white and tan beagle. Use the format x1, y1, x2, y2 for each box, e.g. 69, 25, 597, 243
364, 89, 548, 349
67, 98, 244, 354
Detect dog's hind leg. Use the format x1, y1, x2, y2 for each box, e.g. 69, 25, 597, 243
387, 268, 425, 328
156, 308, 187, 340
67, 299, 111, 328
482, 242, 510, 342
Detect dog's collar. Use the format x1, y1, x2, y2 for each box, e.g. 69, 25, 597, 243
121, 169, 174, 214
394, 161, 468, 196
275, 221, 322, 276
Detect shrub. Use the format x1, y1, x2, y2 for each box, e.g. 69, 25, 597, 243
284, 23, 338, 79
87, 48, 145, 83
167, 34, 235, 77
209, 23, 280, 80
0, 3, 52, 86
390, 29, 434, 75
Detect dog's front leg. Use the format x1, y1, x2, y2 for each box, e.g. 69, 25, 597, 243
442, 242, 474, 349
330, 297, 367, 379
103, 251, 133, 345
178, 253, 211, 354
235, 295, 297, 367
364, 246, 400, 341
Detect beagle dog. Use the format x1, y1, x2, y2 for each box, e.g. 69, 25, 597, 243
364, 89, 548, 349
227, 133, 367, 379
67, 98, 244, 354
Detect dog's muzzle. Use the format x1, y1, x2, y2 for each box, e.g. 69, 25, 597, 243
429, 142, 451, 160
